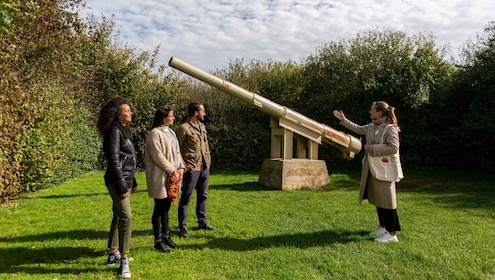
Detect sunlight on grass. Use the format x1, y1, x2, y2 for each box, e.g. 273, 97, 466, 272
0, 170, 494, 279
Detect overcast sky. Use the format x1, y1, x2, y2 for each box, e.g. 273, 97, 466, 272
81, 0, 494, 72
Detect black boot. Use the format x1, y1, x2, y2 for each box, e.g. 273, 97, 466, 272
179, 225, 189, 238
154, 239, 171, 253
163, 231, 177, 248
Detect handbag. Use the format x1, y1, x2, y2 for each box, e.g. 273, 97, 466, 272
166, 173, 181, 205
367, 125, 404, 182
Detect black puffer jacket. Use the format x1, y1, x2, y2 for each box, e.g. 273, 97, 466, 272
103, 124, 137, 194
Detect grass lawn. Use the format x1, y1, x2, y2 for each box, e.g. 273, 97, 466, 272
0, 169, 494, 279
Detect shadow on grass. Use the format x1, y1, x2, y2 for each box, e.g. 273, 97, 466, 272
27, 189, 149, 200
0, 229, 156, 275
400, 184, 495, 211
0, 229, 159, 245
0, 229, 109, 243
0, 228, 369, 274
396, 176, 495, 211
326, 170, 495, 211
210, 179, 359, 192
210, 181, 277, 192
0, 246, 103, 275
182, 229, 369, 251
30, 193, 108, 200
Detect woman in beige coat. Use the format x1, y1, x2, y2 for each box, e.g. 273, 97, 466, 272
145, 106, 185, 252
333, 101, 403, 243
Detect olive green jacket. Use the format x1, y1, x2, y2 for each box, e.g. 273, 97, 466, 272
176, 121, 211, 171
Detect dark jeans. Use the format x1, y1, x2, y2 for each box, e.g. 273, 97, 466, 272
152, 198, 172, 240
377, 207, 401, 232
106, 184, 132, 254
178, 164, 210, 228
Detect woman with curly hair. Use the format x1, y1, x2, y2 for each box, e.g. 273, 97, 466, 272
97, 96, 137, 278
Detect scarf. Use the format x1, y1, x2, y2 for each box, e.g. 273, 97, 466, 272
372, 116, 387, 126
161, 126, 180, 169
115, 122, 133, 140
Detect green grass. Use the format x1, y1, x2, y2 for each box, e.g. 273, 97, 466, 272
0, 169, 494, 279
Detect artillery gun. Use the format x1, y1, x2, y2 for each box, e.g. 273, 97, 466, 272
169, 57, 361, 190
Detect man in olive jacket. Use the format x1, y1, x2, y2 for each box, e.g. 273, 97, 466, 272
176, 101, 215, 238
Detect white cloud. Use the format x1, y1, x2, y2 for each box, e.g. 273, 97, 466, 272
82, 0, 495, 72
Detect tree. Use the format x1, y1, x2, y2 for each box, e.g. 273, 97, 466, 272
301, 29, 455, 168
441, 22, 495, 172
303, 29, 453, 118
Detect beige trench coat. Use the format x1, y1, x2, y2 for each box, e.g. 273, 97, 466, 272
145, 127, 185, 199
340, 119, 402, 209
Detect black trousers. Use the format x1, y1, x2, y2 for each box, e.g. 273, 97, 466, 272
376, 207, 401, 232
152, 198, 172, 240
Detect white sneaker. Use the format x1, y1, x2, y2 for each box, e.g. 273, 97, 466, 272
119, 258, 131, 278
369, 227, 387, 237
374, 232, 399, 243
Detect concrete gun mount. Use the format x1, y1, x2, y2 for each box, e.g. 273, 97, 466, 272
169, 57, 362, 190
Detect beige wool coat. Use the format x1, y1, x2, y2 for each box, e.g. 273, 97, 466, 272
145, 126, 185, 199
340, 119, 402, 209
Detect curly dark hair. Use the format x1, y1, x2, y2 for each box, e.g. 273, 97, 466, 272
97, 96, 130, 137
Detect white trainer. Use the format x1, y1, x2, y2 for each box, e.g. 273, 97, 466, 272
119, 258, 131, 279
369, 227, 387, 237
374, 232, 399, 243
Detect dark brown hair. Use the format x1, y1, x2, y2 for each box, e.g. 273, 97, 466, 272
187, 101, 203, 117
152, 106, 173, 129
97, 96, 130, 137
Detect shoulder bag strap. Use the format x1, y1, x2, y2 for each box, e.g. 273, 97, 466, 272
378, 124, 394, 144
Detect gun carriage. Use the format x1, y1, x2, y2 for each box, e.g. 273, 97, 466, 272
169, 57, 361, 190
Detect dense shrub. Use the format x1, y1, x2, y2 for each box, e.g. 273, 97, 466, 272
1, 0, 493, 202
439, 22, 495, 172
208, 124, 270, 171
0, 0, 90, 201
0, 0, 183, 200
16, 86, 99, 191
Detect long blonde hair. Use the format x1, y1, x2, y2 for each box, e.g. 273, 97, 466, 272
373, 101, 401, 132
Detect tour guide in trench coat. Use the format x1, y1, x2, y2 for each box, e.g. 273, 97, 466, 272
333, 101, 403, 243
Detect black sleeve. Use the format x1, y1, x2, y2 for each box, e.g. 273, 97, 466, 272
104, 127, 128, 194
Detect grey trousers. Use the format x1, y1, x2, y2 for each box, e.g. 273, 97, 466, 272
178, 165, 210, 227
106, 184, 133, 254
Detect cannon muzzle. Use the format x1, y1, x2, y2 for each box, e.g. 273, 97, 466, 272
169, 56, 362, 159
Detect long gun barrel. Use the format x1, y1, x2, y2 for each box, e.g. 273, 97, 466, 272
168, 57, 362, 159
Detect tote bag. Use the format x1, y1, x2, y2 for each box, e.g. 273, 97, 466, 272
368, 125, 404, 182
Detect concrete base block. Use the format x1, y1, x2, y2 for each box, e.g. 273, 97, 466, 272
258, 158, 330, 190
